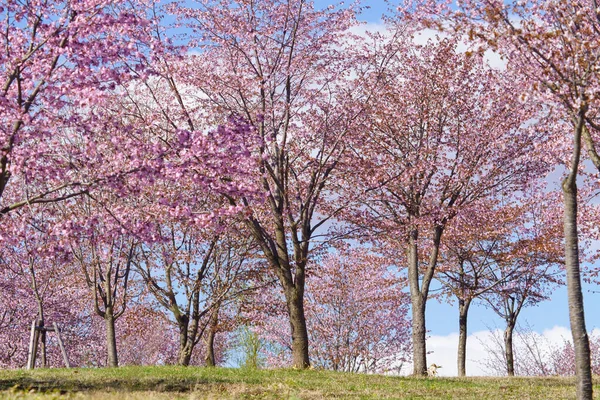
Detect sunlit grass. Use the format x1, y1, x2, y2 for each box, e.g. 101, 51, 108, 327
0, 366, 598, 399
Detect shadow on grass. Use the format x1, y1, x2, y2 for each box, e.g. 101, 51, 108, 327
0, 375, 218, 394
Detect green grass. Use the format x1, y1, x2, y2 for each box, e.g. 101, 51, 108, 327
0, 366, 598, 399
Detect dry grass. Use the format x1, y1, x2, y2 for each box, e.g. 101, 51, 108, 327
0, 366, 598, 399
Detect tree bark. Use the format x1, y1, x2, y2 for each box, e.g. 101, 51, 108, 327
285, 286, 310, 369
205, 306, 220, 367
36, 304, 47, 368
178, 346, 192, 366
247, 213, 311, 369
176, 315, 193, 366
411, 294, 427, 376
457, 298, 471, 377
105, 307, 118, 367
408, 229, 427, 376
563, 176, 593, 399
205, 330, 216, 367
31, 262, 47, 367
504, 322, 515, 376
40, 323, 47, 368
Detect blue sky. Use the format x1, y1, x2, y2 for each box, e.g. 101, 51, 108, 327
428, 284, 600, 336
315, 0, 389, 22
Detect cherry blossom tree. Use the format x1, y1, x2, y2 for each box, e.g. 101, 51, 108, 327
546, 333, 600, 377
0, 210, 73, 367
116, 302, 179, 366
0, 210, 65, 367
132, 216, 259, 366
65, 194, 139, 368
247, 247, 412, 373
0, 205, 184, 368
0, 0, 157, 215
0, 208, 106, 368
343, 35, 550, 375
437, 193, 564, 376
437, 201, 521, 377
166, 0, 370, 368
481, 203, 564, 376
305, 248, 412, 373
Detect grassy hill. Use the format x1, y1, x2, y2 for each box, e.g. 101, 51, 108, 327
0, 366, 597, 399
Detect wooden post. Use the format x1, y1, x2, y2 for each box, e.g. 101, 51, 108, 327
27, 320, 41, 370
53, 322, 70, 368
26, 320, 71, 369
27, 320, 36, 370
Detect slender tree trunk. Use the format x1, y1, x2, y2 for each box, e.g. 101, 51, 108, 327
457, 298, 471, 377
205, 330, 216, 367
205, 306, 220, 367
411, 295, 427, 376
40, 324, 47, 368
105, 307, 118, 367
36, 304, 47, 368
285, 287, 310, 369
504, 322, 515, 376
408, 229, 427, 376
563, 176, 593, 399
31, 264, 47, 367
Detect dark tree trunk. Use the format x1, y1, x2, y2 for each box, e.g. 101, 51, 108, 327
177, 315, 192, 366
40, 327, 47, 368
285, 286, 310, 369
36, 304, 47, 368
178, 346, 192, 366
563, 176, 593, 399
105, 307, 118, 367
457, 298, 471, 377
254, 217, 311, 369
504, 322, 515, 376
205, 330, 216, 367
205, 306, 220, 367
407, 226, 442, 376
32, 265, 47, 367
175, 290, 205, 367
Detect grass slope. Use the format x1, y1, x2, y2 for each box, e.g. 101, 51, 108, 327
0, 366, 598, 399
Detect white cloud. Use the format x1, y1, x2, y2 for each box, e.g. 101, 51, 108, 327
399, 325, 575, 377
349, 22, 507, 71
348, 22, 388, 38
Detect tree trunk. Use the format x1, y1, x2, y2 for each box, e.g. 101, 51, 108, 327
205, 306, 220, 367
40, 327, 47, 368
285, 287, 310, 369
205, 330, 216, 367
37, 305, 47, 368
457, 298, 471, 377
177, 316, 192, 366
563, 177, 593, 399
504, 322, 515, 376
105, 307, 118, 367
407, 229, 427, 376
178, 346, 192, 366
32, 265, 46, 367
411, 294, 427, 376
